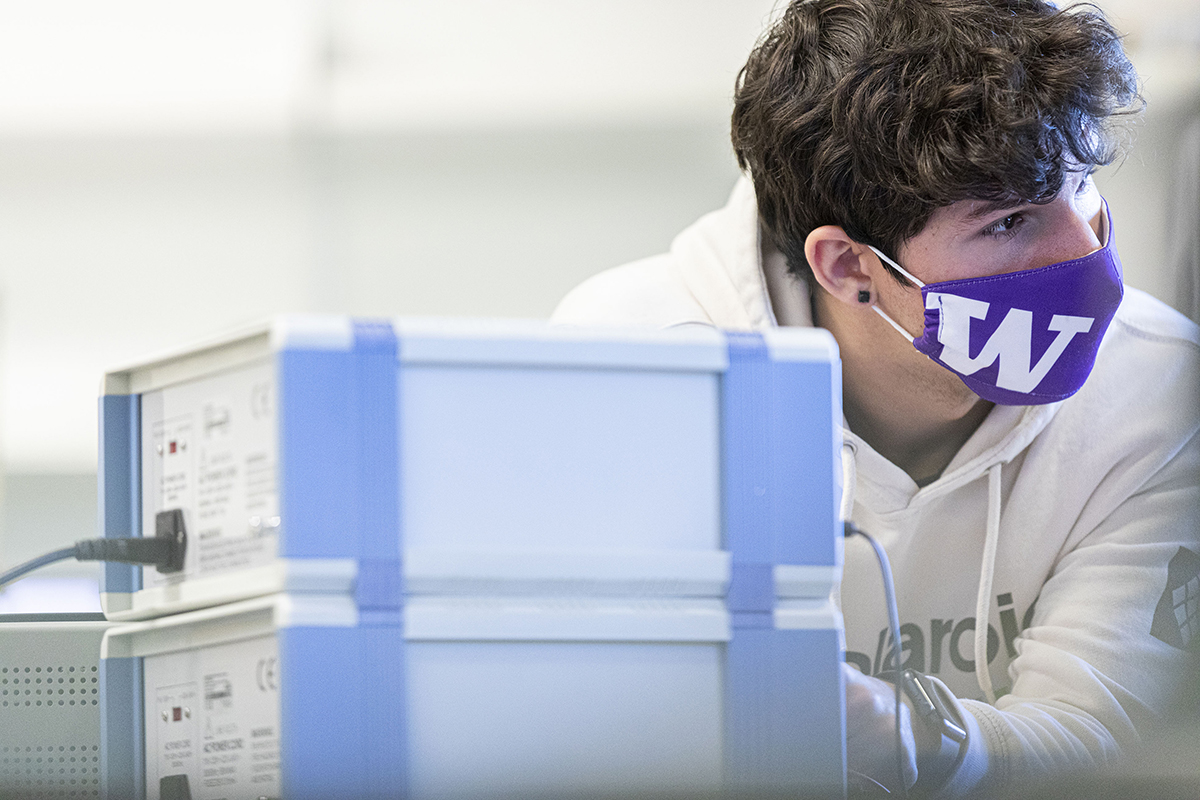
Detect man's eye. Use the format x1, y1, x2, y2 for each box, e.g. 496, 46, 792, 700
1076, 169, 1097, 194
985, 214, 1023, 237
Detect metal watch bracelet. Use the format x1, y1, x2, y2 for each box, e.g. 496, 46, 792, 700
901, 668, 969, 795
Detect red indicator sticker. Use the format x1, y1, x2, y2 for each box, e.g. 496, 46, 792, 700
173, 706, 182, 722
169, 441, 177, 454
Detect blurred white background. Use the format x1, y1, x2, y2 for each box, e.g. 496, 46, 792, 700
0, 0, 1196, 590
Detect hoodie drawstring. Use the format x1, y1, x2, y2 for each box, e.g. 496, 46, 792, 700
973, 462, 1003, 704
843, 437, 1005, 705
840, 441, 858, 522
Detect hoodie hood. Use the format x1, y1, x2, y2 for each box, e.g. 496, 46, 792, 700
667, 177, 777, 330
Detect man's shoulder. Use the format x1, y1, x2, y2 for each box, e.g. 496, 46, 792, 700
1099, 288, 1200, 395
552, 177, 770, 330
1054, 287, 1199, 449
1112, 286, 1200, 350
551, 254, 714, 328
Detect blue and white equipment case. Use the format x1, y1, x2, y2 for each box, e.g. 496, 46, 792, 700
98, 317, 847, 799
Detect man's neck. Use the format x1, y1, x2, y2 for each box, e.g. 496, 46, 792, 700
842, 381, 993, 485
812, 288, 993, 485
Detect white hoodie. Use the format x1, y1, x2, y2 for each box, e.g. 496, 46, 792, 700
553, 178, 1200, 796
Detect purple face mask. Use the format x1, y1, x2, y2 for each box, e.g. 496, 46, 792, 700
868, 203, 1123, 405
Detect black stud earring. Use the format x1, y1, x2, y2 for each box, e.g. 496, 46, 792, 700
858, 289, 871, 304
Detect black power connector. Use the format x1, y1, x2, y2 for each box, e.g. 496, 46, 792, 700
74, 509, 187, 574
153, 509, 187, 574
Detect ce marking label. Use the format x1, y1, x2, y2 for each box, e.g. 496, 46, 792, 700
250, 382, 272, 420
256, 657, 278, 692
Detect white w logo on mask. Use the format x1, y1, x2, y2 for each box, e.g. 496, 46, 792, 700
928, 293, 1095, 393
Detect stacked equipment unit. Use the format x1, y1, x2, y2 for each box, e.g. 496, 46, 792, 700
98, 317, 847, 800
0, 613, 110, 799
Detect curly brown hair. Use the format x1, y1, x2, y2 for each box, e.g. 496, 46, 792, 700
731, 0, 1142, 283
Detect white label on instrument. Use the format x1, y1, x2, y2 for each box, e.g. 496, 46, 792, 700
140, 360, 278, 585
144, 635, 281, 800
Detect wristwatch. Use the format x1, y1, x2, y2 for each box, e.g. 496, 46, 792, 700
901, 669, 968, 794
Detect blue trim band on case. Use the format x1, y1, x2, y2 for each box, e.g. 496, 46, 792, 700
723, 628, 847, 792
99, 395, 141, 594
275, 323, 407, 793
722, 333, 834, 790
278, 625, 407, 800
277, 346, 359, 559
100, 655, 145, 800
278, 627, 365, 800
769, 358, 840, 567
722, 333, 839, 569
352, 321, 404, 612
277, 320, 401, 578
359, 625, 408, 795
356, 559, 403, 614
722, 332, 773, 567
351, 321, 401, 565
728, 562, 773, 629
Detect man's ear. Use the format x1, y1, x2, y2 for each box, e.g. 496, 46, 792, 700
805, 225, 875, 306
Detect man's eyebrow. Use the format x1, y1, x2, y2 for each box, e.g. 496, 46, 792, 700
961, 197, 1031, 223
960, 199, 1027, 221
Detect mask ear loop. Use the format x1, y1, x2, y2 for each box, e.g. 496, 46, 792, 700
868, 245, 925, 288
866, 245, 925, 344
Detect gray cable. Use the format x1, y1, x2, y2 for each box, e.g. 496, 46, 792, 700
0, 547, 77, 590
846, 521, 907, 797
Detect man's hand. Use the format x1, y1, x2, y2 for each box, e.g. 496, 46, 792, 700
843, 662, 921, 793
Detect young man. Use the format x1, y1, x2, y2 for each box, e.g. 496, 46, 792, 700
554, 0, 1199, 795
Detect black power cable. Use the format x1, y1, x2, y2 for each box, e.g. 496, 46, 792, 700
0, 547, 77, 588
845, 521, 908, 797
0, 509, 188, 591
